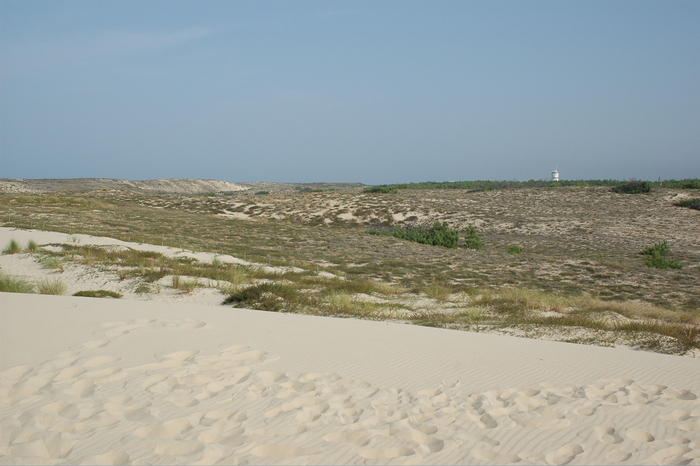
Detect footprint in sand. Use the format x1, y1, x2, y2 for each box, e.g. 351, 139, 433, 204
472, 448, 520, 464
250, 444, 320, 458
544, 444, 583, 465
626, 428, 655, 442
359, 446, 415, 460
594, 426, 623, 444
83, 451, 130, 465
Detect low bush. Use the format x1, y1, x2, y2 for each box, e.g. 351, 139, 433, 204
674, 198, 700, 211
363, 186, 398, 194
3, 239, 22, 254
368, 221, 459, 248
0, 272, 35, 293
73, 290, 123, 298
507, 245, 523, 254
464, 225, 484, 250
26, 240, 38, 252
642, 241, 682, 269
612, 180, 652, 194
255, 191, 269, 195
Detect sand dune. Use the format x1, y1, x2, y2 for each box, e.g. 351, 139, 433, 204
2, 288, 700, 464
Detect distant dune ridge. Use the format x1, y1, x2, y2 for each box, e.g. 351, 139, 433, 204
0, 178, 249, 195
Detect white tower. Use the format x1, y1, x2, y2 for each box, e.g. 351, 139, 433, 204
551, 166, 560, 182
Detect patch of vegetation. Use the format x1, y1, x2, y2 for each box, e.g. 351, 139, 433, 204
363, 185, 398, 194
37, 278, 67, 295
40, 257, 65, 272
134, 282, 153, 295
73, 290, 123, 298
0, 272, 35, 293
507, 245, 523, 254
26, 240, 38, 252
3, 239, 22, 254
224, 282, 303, 312
255, 191, 269, 195
464, 225, 484, 250
612, 180, 652, 194
642, 241, 682, 269
368, 221, 459, 248
674, 198, 700, 211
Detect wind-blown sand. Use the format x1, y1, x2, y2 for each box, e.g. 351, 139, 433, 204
1, 229, 700, 464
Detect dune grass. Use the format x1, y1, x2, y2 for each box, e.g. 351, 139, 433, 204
36, 278, 67, 295
0, 272, 35, 293
3, 239, 22, 255
73, 290, 123, 298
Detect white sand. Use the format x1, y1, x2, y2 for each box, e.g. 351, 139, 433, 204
1, 228, 700, 464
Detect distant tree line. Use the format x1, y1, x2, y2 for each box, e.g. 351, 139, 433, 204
366, 179, 700, 192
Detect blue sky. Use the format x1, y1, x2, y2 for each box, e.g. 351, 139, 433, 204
1, 1, 698, 184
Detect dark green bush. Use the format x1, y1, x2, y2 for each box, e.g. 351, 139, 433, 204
73, 290, 123, 298
255, 191, 269, 195
642, 241, 682, 269
612, 180, 652, 194
368, 221, 459, 248
363, 186, 398, 194
674, 198, 700, 211
464, 225, 484, 250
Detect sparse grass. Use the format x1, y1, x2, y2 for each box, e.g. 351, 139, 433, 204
36, 278, 67, 295
3, 239, 22, 254
134, 282, 152, 295
73, 290, 123, 298
0, 272, 35, 293
40, 257, 65, 272
26, 240, 38, 252
171, 275, 181, 289
180, 278, 199, 294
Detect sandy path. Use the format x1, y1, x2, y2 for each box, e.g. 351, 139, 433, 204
2, 292, 699, 465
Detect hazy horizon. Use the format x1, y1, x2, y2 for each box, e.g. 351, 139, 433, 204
1, 1, 698, 184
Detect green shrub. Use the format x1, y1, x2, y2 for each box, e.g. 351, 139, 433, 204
363, 186, 398, 194
26, 240, 38, 252
464, 225, 484, 250
368, 221, 459, 248
507, 245, 523, 254
674, 198, 700, 211
0, 272, 35, 293
255, 191, 269, 195
612, 180, 652, 194
73, 290, 123, 298
3, 239, 22, 255
37, 278, 67, 295
642, 241, 682, 269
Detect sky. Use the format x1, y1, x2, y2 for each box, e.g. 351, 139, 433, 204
1, 1, 698, 184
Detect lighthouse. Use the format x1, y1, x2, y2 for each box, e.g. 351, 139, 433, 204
551, 166, 560, 182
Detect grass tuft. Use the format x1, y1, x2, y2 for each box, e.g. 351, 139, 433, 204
37, 278, 67, 295
3, 239, 22, 255
0, 272, 35, 293
73, 290, 123, 298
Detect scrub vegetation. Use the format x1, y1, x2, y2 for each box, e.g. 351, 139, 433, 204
2, 180, 699, 355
